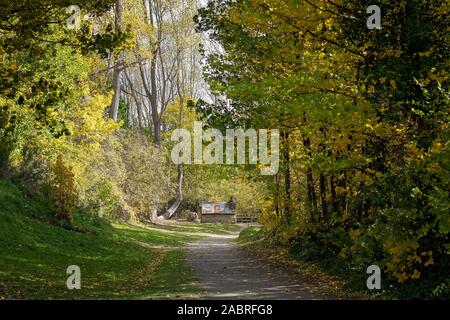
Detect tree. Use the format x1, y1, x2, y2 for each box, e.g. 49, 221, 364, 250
195, 0, 449, 296
110, 0, 124, 121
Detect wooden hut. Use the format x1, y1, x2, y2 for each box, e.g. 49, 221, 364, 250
200, 198, 236, 223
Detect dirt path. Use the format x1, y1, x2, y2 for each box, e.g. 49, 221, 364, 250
186, 232, 337, 300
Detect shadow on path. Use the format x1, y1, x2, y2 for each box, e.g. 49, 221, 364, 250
186, 233, 337, 300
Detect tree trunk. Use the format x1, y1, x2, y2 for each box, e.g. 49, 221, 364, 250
124, 71, 145, 137
330, 175, 337, 214
150, 58, 161, 147
109, 0, 123, 121
320, 173, 329, 222
274, 173, 280, 217
162, 164, 184, 219
303, 136, 318, 222
139, 0, 161, 147
110, 67, 121, 121
283, 131, 291, 220
162, 68, 185, 220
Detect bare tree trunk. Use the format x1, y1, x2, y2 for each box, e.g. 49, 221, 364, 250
110, 68, 121, 121
150, 58, 161, 146
163, 164, 184, 219
124, 71, 145, 137
139, 0, 161, 147
109, 0, 123, 121
162, 69, 185, 219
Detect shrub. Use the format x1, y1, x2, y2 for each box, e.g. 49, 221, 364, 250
50, 155, 77, 225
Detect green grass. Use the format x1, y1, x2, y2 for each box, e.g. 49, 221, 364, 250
157, 221, 241, 235
236, 226, 262, 244
0, 179, 235, 299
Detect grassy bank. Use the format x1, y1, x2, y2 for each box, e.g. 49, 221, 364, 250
0, 179, 239, 299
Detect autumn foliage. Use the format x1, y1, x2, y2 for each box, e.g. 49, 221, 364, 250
195, 0, 449, 298
51, 155, 77, 225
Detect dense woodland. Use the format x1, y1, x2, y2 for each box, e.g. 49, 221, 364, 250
0, 0, 449, 299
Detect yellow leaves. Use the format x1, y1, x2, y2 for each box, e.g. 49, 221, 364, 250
324, 18, 333, 30
407, 253, 422, 264
395, 271, 409, 283
430, 141, 444, 154
385, 238, 435, 283
351, 86, 360, 95
404, 143, 422, 160
338, 247, 348, 259
425, 256, 434, 267
418, 49, 433, 58
381, 49, 402, 58
411, 187, 422, 198
349, 228, 362, 240
375, 171, 384, 179
421, 251, 434, 267
46, 108, 58, 119
390, 79, 397, 90
334, 186, 347, 196
394, 126, 405, 135
67, 92, 119, 140
363, 174, 373, 187
411, 269, 421, 280
334, 135, 351, 151
386, 241, 401, 255
376, 76, 396, 91
416, 66, 449, 88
